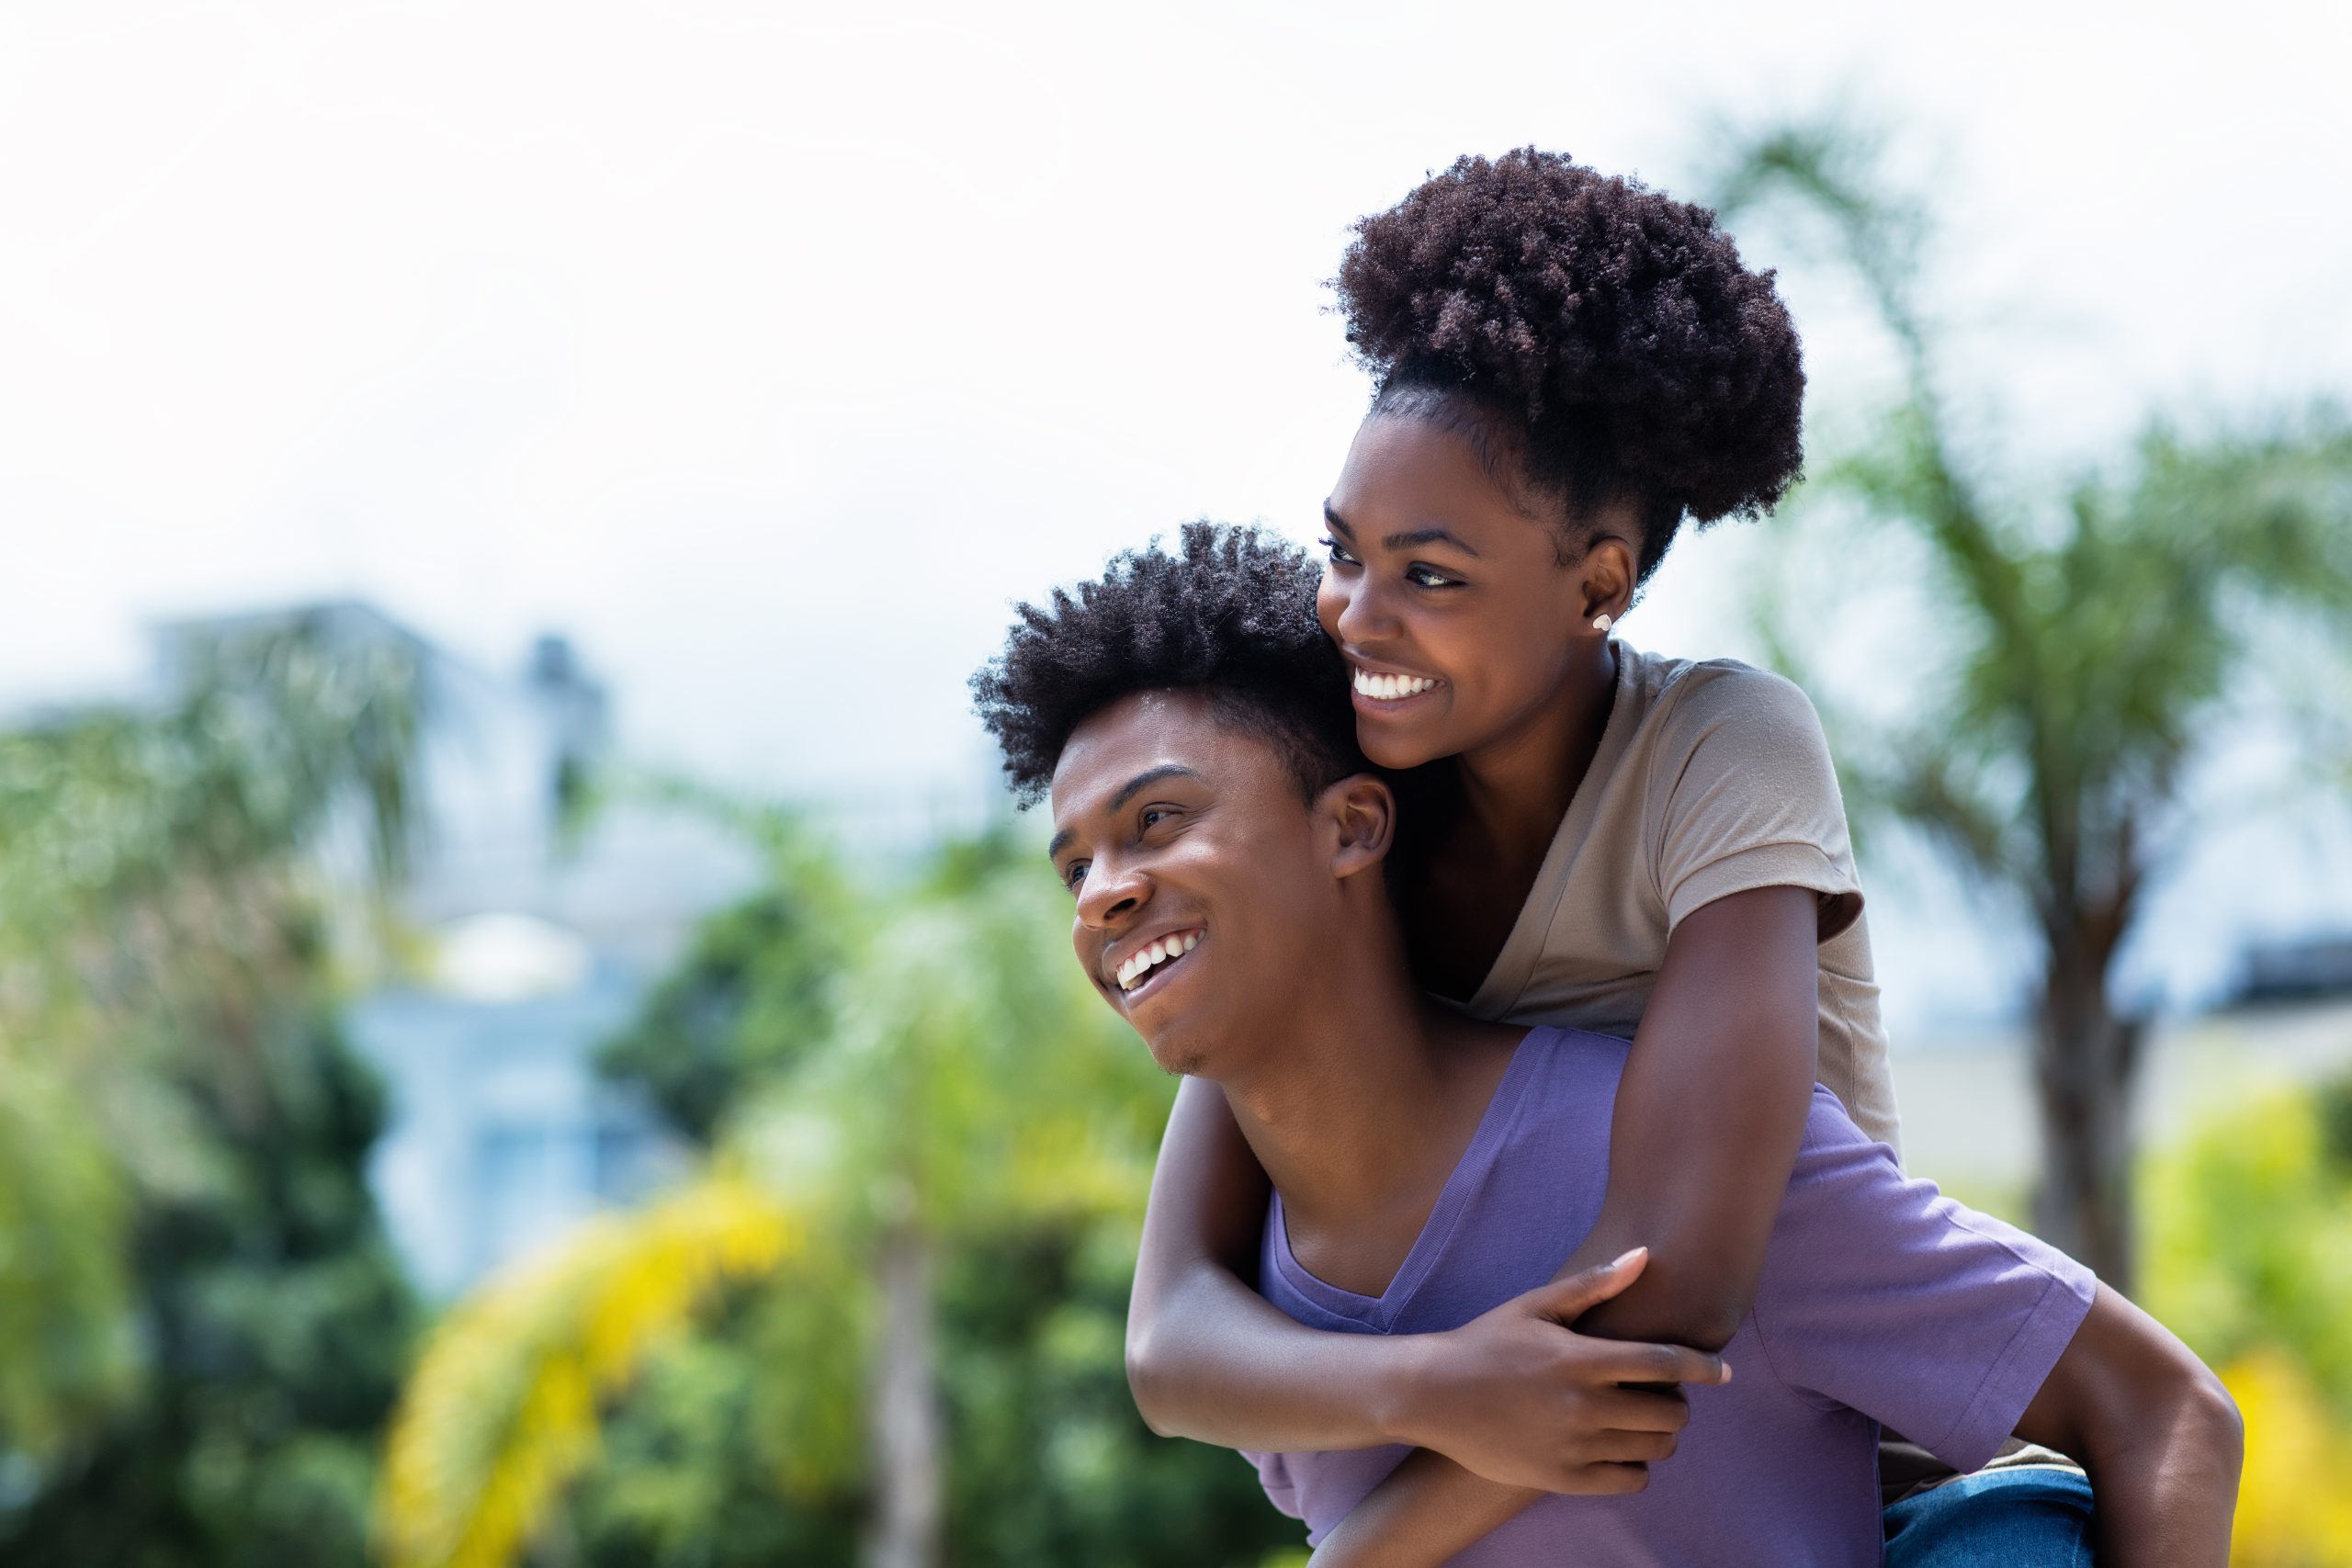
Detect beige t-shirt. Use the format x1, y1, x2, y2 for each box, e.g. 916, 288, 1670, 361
1464, 643, 1903, 1155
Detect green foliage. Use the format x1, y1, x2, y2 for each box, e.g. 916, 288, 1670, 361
599, 886, 849, 1143
933, 1220, 1297, 1568
2139, 1062, 2352, 1563
594, 783, 864, 1145
0, 1060, 137, 1460
560, 1218, 1295, 1568
2143, 1074, 2352, 1419
379, 1173, 799, 1568
571, 1301, 868, 1566
0, 611, 424, 936
2, 1016, 416, 1566
0, 611, 428, 1562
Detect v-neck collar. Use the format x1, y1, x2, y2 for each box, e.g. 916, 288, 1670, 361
1267, 1031, 1543, 1330
1464, 641, 1638, 1021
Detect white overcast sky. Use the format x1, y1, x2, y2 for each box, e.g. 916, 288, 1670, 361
6, 0, 2351, 1027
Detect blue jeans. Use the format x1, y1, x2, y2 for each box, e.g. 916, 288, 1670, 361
1883, 1468, 2096, 1566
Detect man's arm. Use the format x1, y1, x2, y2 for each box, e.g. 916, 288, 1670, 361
1303, 885, 1824, 1567
2015, 1284, 2243, 1566
1127, 1079, 1724, 1464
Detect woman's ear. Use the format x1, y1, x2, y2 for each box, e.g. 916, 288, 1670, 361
1319, 773, 1396, 880
1577, 522, 1639, 627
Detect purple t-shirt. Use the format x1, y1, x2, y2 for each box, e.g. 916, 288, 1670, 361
1243, 1027, 2095, 1567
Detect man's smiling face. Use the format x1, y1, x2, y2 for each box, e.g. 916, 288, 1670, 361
1047, 688, 1347, 1078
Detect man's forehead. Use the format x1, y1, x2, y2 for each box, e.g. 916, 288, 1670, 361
1049, 691, 1229, 819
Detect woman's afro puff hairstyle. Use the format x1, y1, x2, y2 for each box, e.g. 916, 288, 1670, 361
972, 522, 1364, 807
1337, 148, 1806, 575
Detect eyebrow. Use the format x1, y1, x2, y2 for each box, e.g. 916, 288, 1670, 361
1046, 763, 1205, 862
1323, 502, 1481, 558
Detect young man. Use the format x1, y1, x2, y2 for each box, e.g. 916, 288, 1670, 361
971, 525, 2243, 1567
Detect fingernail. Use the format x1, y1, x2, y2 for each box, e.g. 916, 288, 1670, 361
1722, 1361, 1734, 1383
1611, 1247, 1646, 1269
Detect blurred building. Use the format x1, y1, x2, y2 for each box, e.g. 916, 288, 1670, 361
153, 602, 751, 1298
2234, 934, 2352, 1007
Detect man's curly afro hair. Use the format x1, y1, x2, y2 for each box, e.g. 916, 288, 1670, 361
972, 522, 1364, 807
1337, 147, 1805, 580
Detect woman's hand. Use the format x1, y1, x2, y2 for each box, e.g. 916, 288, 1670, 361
1389, 1248, 1730, 1492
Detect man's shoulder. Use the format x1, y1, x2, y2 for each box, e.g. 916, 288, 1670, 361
1496, 1026, 1634, 1138
1768, 1084, 2086, 1298
1511, 1031, 1879, 1166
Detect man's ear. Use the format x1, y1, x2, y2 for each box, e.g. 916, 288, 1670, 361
1318, 773, 1396, 881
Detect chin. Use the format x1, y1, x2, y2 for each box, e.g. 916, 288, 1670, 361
1357, 728, 1441, 771
1144, 1029, 1213, 1079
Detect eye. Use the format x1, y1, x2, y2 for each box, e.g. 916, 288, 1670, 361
1139, 806, 1177, 830
1062, 860, 1089, 891
1407, 563, 1464, 589
1319, 536, 1361, 568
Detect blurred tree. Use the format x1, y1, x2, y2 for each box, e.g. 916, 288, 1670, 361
3, 1013, 418, 1563
0, 609, 429, 1562
380, 818, 1288, 1568
924, 1216, 1299, 1568
591, 794, 856, 1145
594, 886, 844, 1142
0, 1055, 134, 1467
1713, 123, 2352, 1285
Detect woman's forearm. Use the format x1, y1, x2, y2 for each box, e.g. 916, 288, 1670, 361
1129, 1255, 1428, 1450
1128, 1076, 1419, 1450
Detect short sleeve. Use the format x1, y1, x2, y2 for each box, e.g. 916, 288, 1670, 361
1649, 664, 1861, 940
1750, 1094, 2098, 1472
1243, 1450, 1305, 1520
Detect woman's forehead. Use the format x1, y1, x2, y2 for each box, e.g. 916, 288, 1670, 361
1331, 412, 1548, 540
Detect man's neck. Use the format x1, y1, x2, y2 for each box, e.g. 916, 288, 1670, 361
1210, 900, 1517, 1263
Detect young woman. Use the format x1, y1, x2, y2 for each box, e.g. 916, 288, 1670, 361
1125, 151, 2095, 1564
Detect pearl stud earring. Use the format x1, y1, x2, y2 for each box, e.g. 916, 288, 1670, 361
1592, 613, 1613, 634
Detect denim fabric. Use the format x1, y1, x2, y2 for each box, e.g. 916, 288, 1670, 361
1884, 1468, 2097, 1567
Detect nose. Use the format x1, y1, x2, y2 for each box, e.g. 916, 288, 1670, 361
1323, 564, 1396, 648
1074, 852, 1149, 933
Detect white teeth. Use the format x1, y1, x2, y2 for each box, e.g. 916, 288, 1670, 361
1353, 669, 1437, 701
1114, 931, 1200, 992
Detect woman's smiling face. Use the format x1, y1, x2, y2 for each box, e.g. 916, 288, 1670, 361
1317, 410, 1632, 770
